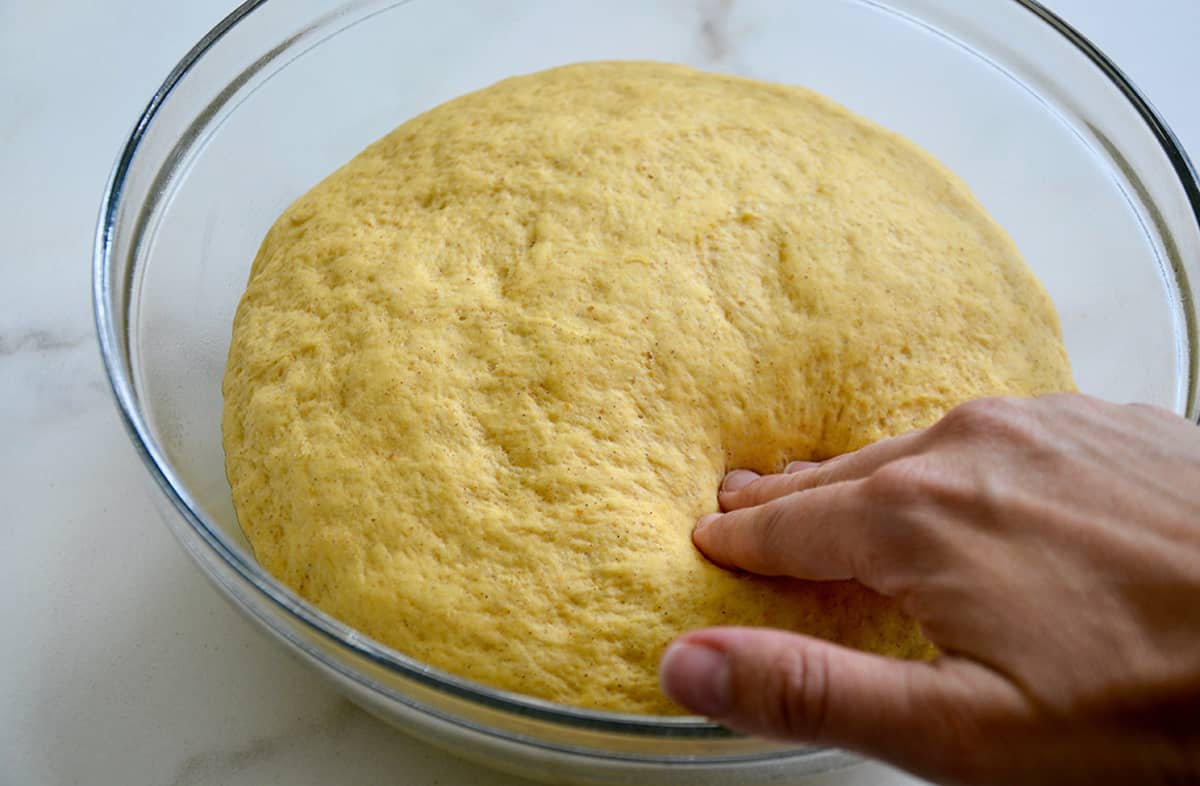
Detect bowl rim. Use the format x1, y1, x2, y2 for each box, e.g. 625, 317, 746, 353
92, 0, 1200, 752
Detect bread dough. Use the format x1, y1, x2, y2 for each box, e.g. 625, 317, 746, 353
222, 62, 1074, 714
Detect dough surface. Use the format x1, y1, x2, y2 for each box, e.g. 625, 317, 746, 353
222, 62, 1074, 714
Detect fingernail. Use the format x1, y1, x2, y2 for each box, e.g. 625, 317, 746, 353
785, 460, 818, 474
721, 469, 759, 493
695, 513, 722, 532
660, 642, 731, 716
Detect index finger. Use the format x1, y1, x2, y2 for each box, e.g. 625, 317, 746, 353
694, 479, 881, 586
719, 428, 929, 512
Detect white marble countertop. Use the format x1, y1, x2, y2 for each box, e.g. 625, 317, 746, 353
3, 2, 1198, 784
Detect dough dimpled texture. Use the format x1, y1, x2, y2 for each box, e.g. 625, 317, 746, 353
222, 61, 1074, 714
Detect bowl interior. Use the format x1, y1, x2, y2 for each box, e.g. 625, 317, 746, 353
107, 0, 1198, 731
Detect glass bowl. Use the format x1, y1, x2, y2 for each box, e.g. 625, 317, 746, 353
94, 1, 1200, 783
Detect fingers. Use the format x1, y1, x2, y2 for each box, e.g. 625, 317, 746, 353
695, 480, 872, 581
719, 429, 928, 512
659, 626, 1026, 777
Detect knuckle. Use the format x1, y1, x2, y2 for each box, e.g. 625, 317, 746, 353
760, 463, 836, 501
850, 540, 891, 591
807, 456, 845, 487
761, 473, 810, 505
704, 507, 784, 575
1041, 391, 1090, 409
1061, 391, 1111, 412
765, 646, 832, 740
858, 458, 977, 583
726, 473, 808, 510
863, 457, 934, 507
937, 396, 1025, 439
916, 675, 1012, 784
1125, 400, 1178, 423
752, 503, 795, 573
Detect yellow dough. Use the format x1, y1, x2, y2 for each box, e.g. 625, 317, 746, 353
222, 62, 1074, 714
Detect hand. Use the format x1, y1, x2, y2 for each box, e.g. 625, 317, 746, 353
659, 394, 1200, 785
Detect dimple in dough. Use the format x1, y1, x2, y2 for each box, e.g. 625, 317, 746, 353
222, 62, 1075, 715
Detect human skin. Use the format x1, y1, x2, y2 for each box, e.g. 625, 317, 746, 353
659, 394, 1200, 785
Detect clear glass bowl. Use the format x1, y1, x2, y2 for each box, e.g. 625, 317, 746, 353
94, 1, 1200, 783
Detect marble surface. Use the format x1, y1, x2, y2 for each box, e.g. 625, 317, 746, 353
2, 1, 1198, 784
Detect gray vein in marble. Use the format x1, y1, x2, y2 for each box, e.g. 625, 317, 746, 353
0, 329, 91, 357
168, 701, 359, 786
699, 0, 735, 62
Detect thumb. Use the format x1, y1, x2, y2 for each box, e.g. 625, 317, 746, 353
659, 627, 1023, 776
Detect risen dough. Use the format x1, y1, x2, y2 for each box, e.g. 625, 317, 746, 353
222, 62, 1073, 714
